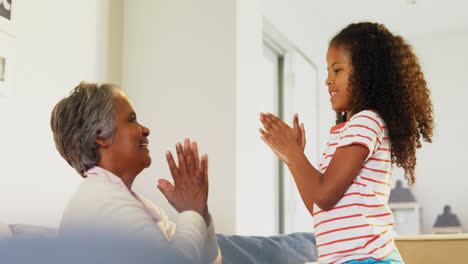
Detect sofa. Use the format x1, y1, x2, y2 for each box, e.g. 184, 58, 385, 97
1, 221, 318, 264
2, 221, 467, 264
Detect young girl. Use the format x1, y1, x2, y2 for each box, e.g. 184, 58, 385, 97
259, 22, 433, 264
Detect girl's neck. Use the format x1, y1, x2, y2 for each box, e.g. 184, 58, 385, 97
346, 110, 355, 121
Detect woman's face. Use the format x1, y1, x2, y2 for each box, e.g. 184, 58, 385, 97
325, 45, 354, 115
105, 95, 151, 175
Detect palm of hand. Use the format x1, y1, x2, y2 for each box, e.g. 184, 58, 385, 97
158, 139, 209, 217
259, 113, 306, 165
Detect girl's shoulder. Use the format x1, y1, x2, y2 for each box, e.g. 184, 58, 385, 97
351, 109, 384, 122
349, 109, 386, 131
352, 109, 381, 118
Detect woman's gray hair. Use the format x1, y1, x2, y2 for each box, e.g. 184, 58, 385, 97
50, 81, 123, 176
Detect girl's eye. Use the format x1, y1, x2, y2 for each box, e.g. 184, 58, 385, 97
334, 69, 341, 73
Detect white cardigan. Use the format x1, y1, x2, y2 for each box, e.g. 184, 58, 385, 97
60, 176, 221, 263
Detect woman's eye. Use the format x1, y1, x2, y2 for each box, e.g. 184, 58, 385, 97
334, 69, 341, 73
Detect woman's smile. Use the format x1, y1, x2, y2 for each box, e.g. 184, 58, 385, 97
140, 140, 149, 149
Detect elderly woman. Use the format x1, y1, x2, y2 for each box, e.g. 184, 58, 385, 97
50, 82, 221, 263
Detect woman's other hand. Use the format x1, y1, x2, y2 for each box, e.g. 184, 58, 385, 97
259, 112, 305, 165
158, 139, 211, 226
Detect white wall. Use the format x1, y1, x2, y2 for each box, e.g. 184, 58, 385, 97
234, 0, 273, 235
261, 0, 335, 153
121, 0, 237, 234
0, 0, 117, 227
406, 30, 468, 233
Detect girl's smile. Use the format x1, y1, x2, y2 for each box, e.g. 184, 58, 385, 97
329, 91, 339, 101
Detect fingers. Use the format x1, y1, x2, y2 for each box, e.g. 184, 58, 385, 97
166, 151, 181, 181
261, 136, 280, 159
260, 134, 276, 152
260, 136, 272, 148
184, 138, 195, 172
192, 141, 200, 171
200, 154, 208, 186
293, 113, 299, 130
300, 122, 306, 148
258, 128, 269, 139
157, 179, 175, 201
158, 179, 175, 191
176, 142, 187, 176
260, 131, 275, 154
260, 112, 279, 132
267, 113, 283, 126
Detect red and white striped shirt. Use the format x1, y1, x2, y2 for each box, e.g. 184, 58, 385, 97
314, 110, 395, 264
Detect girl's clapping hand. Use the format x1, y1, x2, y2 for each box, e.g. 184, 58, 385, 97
259, 112, 306, 165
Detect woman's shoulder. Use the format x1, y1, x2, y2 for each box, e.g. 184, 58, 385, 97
60, 177, 156, 236
62, 177, 144, 221
81, 175, 124, 191
71, 176, 131, 202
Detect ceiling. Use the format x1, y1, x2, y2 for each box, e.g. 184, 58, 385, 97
264, 0, 468, 36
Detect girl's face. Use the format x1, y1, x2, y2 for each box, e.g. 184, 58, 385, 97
325, 45, 355, 117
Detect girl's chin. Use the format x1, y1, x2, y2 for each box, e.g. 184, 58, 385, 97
331, 102, 351, 113
331, 104, 343, 112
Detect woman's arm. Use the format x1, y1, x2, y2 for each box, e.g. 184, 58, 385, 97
158, 139, 222, 263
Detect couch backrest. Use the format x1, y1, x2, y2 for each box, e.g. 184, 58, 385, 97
7, 224, 57, 239
0, 221, 12, 239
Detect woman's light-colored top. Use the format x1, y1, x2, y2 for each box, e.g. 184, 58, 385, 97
59, 167, 221, 264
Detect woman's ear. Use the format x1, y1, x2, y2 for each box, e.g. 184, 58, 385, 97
96, 131, 111, 148
96, 137, 111, 148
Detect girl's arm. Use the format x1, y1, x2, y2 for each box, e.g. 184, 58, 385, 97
287, 144, 368, 211
260, 113, 369, 211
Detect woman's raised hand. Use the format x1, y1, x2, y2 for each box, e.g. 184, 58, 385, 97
158, 138, 210, 226
259, 112, 306, 165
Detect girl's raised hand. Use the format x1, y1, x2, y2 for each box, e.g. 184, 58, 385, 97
259, 112, 305, 165
293, 113, 306, 152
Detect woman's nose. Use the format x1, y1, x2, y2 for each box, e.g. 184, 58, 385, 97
141, 125, 150, 137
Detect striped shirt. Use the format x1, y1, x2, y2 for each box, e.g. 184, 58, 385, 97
314, 110, 395, 264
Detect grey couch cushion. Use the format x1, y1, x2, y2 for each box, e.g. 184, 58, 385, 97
217, 232, 318, 264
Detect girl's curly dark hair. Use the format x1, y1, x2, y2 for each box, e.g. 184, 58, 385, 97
330, 22, 433, 184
